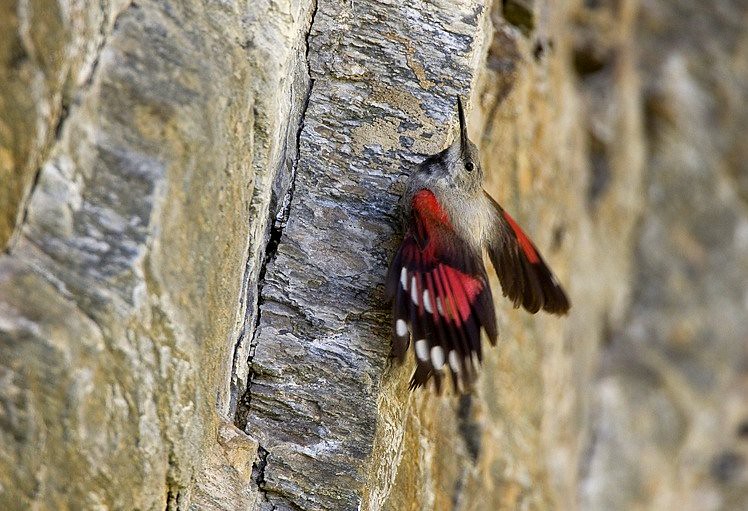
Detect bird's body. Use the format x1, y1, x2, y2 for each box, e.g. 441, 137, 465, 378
403, 179, 495, 251
386, 98, 570, 392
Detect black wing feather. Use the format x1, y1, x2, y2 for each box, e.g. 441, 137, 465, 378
484, 192, 571, 315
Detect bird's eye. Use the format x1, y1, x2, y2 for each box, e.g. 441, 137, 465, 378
465, 161, 474, 172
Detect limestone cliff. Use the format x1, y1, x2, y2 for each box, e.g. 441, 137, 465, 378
1, 0, 746, 510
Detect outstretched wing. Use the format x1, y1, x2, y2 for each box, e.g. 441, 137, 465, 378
385, 190, 497, 392
484, 192, 571, 315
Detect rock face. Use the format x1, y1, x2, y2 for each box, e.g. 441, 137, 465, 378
1, 1, 746, 510
0, 0, 314, 508
579, 2, 748, 509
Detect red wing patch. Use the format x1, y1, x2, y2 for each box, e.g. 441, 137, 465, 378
484, 192, 571, 315
502, 211, 540, 264
385, 190, 497, 392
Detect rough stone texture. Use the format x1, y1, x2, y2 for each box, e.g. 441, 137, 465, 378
1, 0, 747, 510
580, 1, 748, 509
0, 0, 130, 251
0, 0, 314, 508
238, 2, 496, 509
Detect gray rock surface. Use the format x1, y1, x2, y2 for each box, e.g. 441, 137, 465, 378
238, 1, 493, 509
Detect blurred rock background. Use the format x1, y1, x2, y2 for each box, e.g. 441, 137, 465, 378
0, 0, 746, 509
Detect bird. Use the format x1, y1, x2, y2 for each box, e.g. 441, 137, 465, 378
385, 97, 571, 393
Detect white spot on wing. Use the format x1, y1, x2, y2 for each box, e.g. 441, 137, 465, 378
423, 291, 433, 313
396, 319, 408, 337
431, 346, 445, 370
415, 339, 429, 361
411, 276, 419, 305
449, 351, 461, 373
471, 352, 480, 370
400, 267, 408, 289
436, 297, 445, 315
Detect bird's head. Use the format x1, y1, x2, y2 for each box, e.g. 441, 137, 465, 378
416, 97, 484, 196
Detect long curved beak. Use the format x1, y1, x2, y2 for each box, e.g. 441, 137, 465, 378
457, 96, 469, 151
